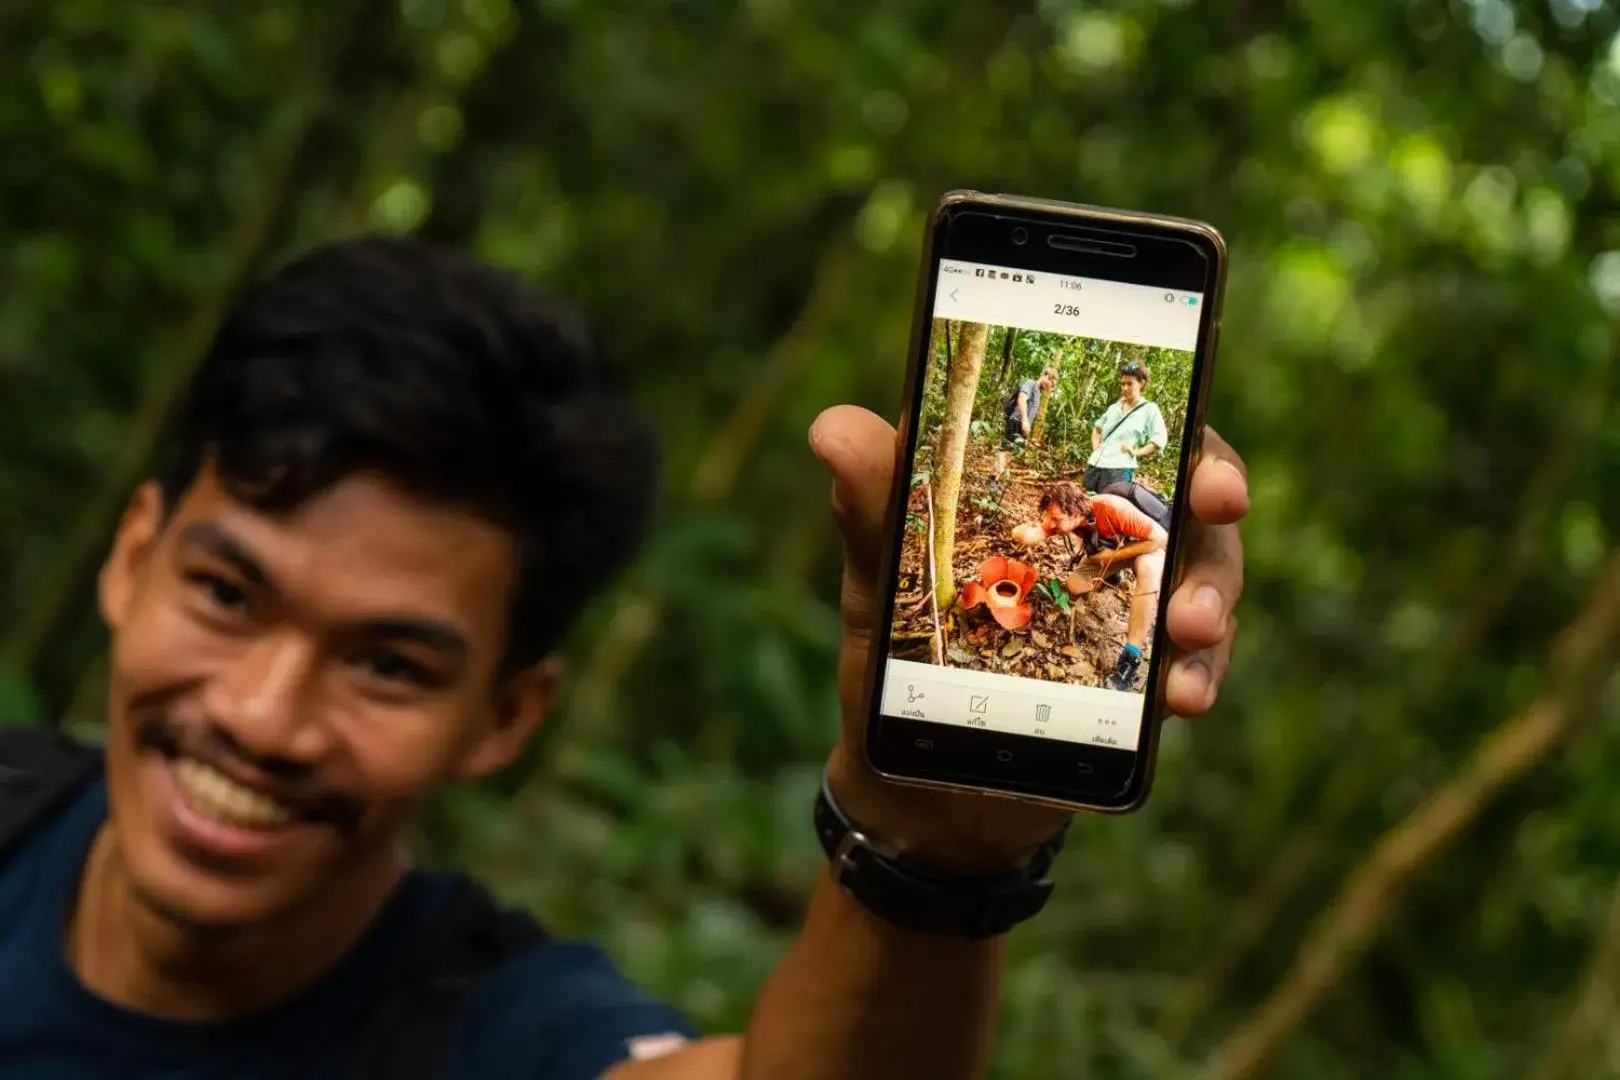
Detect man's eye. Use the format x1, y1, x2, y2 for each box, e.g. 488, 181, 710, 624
188, 572, 248, 612
359, 650, 434, 687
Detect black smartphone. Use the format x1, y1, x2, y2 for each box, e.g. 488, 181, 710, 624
861, 191, 1226, 813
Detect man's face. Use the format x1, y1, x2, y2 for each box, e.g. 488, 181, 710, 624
1041, 503, 1086, 536
96, 468, 551, 932
1120, 374, 1144, 400
1040, 372, 1056, 389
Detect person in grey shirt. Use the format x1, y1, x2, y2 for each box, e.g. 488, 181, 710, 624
992, 365, 1057, 492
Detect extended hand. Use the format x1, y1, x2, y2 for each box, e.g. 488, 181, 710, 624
808, 407, 1249, 870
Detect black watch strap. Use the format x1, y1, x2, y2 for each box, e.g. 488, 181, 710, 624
813, 767, 1067, 940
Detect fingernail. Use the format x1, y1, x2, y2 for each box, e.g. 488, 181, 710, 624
808, 421, 831, 460
1178, 655, 1212, 693
1192, 586, 1223, 615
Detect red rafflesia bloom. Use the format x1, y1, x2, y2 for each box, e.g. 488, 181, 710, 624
957, 555, 1039, 631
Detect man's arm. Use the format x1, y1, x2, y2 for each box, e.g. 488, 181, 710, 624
609, 410, 1251, 1080
1016, 392, 1031, 431
741, 863, 1005, 1078
1092, 514, 1168, 569
611, 752, 1021, 1080
1092, 534, 1164, 569
1090, 426, 1101, 452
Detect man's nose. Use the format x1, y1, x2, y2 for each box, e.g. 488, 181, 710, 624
202, 635, 329, 764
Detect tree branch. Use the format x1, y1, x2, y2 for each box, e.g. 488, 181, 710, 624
1, 0, 404, 706
1163, 376, 1606, 1048
415, 13, 575, 247
1525, 876, 1620, 1080
1200, 551, 1620, 1080
557, 230, 860, 744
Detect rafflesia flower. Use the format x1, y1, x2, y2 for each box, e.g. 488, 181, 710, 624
957, 556, 1039, 631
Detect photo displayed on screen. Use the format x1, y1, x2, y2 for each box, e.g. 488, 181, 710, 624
882, 260, 1200, 747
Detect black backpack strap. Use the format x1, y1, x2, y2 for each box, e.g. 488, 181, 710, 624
0, 725, 101, 862
1096, 401, 1148, 446
349, 878, 550, 1080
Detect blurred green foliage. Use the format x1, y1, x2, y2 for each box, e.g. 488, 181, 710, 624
5, 1, 1620, 1078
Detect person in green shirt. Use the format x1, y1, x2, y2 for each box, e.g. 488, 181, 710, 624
1083, 358, 1170, 493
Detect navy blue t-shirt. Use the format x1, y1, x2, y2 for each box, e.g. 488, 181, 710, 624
0, 773, 699, 1079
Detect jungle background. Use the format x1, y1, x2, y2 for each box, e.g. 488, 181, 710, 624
5, 2, 1620, 1078
889, 319, 1193, 689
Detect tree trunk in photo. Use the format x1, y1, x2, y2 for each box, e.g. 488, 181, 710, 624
930, 320, 989, 613
998, 326, 1017, 385
1029, 371, 1053, 449
1075, 369, 1097, 432
1167, 402, 1186, 447
925, 317, 947, 402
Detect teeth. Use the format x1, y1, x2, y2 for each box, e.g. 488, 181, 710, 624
172, 758, 294, 830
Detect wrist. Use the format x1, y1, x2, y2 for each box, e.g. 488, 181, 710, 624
826, 741, 1049, 874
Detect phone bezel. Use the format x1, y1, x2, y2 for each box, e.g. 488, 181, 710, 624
860, 191, 1228, 814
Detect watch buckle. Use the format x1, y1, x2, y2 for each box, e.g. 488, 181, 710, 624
831, 827, 899, 884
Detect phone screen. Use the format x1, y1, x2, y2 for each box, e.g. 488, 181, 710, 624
865, 202, 1220, 809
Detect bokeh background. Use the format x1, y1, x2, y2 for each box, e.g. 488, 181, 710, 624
5, 2, 1620, 1078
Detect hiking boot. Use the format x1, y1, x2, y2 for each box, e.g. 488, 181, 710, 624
1107, 648, 1143, 692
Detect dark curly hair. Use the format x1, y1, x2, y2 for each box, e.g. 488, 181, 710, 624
156, 235, 661, 674
1119, 358, 1151, 385
1037, 480, 1090, 518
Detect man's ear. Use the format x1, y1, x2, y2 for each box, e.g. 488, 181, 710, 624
99, 482, 166, 632
456, 658, 562, 779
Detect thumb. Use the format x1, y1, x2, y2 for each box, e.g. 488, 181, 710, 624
809, 405, 899, 621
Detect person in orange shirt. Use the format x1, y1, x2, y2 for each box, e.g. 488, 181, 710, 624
1021, 480, 1167, 691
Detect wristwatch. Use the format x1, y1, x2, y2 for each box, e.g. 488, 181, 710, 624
812, 766, 1068, 940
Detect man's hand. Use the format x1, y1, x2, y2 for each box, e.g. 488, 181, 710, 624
1115, 441, 1135, 456
808, 407, 1248, 871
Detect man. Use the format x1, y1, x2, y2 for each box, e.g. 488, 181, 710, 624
1028, 481, 1169, 693
0, 237, 1248, 1079
1083, 358, 1168, 493
992, 365, 1058, 492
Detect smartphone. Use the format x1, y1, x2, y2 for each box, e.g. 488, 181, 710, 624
861, 191, 1226, 813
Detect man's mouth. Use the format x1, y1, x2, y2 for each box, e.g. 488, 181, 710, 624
171, 757, 295, 831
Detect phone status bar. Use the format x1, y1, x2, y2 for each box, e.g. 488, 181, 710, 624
940, 260, 1201, 307
936, 259, 1203, 350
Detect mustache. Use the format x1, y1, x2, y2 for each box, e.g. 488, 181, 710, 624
135, 712, 363, 833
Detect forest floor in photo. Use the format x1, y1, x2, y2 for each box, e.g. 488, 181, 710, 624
890, 442, 1143, 688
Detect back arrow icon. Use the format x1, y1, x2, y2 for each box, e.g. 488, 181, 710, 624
950, 288, 959, 302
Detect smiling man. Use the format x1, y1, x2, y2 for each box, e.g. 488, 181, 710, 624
0, 237, 1249, 1080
